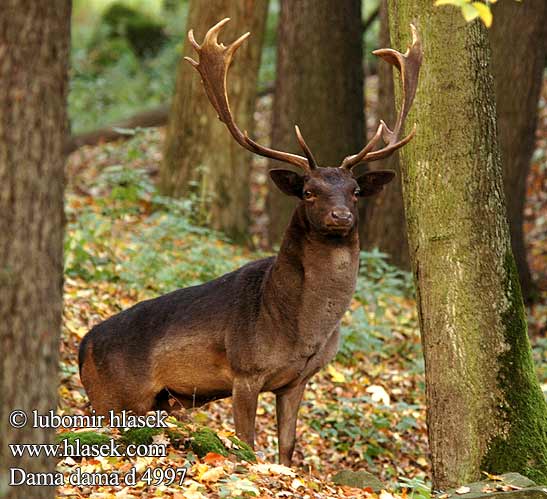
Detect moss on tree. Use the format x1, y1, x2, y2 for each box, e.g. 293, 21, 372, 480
481, 253, 547, 484
389, 0, 547, 488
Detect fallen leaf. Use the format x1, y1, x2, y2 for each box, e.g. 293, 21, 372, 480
327, 364, 347, 383
455, 486, 471, 494
367, 385, 391, 406
200, 466, 225, 483
250, 463, 296, 477
203, 452, 227, 465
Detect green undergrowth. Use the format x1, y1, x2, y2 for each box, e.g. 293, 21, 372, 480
338, 248, 419, 366
70, 0, 381, 133
70, 0, 281, 133
65, 146, 258, 295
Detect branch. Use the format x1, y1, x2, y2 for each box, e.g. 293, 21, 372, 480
66, 83, 274, 154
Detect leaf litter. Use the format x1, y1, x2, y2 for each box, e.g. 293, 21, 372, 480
56, 78, 547, 498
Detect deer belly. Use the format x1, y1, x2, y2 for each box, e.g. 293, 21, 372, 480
151, 337, 234, 396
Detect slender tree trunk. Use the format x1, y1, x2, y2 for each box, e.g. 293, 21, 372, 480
360, 0, 409, 268
489, 0, 547, 303
267, 0, 364, 244
389, 1, 547, 489
0, 2, 70, 498
161, 0, 269, 242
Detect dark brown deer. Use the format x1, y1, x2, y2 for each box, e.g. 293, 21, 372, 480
79, 19, 422, 466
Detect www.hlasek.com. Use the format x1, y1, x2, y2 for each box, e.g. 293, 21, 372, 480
7, 409, 187, 487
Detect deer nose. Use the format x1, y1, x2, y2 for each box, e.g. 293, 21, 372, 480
331, 209, 353, 224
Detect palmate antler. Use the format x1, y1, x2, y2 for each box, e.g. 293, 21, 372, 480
185, 18, 422, 173
340, 25, 422, 169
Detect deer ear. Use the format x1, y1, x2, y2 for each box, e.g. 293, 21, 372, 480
355, 169, 395, 197
269, 169, 305, 198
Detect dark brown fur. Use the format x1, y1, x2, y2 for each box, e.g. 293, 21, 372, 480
79, 167, 393, 465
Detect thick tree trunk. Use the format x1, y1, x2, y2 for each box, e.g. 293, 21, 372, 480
0, 2, 70, 498
489, 0, 547, 303
360, 0, 409, 268
161, 0, 269, 242
267, 0, 364, 244
389, 2, 547, 489
364, 1, 547, 282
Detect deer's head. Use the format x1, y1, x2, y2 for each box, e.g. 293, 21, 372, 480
185, 19, 422, 237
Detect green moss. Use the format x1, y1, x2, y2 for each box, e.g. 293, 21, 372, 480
190, 428, 228, 458
481, 252, 547, 484
121, 427, 163, 446
228, 436, 257, 463
188, 429, 256, 462
166, 422, 190, 448
56, 431, 112, 455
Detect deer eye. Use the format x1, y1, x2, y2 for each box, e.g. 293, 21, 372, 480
353, 187, 361, 196
303, 190, 315, 200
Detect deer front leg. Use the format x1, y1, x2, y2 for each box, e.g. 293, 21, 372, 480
232, 377, 262, 447
276, 382, 307, 466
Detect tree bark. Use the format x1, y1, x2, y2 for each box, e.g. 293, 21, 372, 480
161, 0, 269, 242
267, 0, 364, 244
488, 0, 547, 303
360, 0, 409, 268
389, 1, 547, 489
364, 1, 547, 283
0, 2, 70, 498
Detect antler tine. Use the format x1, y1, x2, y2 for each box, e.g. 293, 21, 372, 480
185, 18, 312, 172
294, 126, 317, 169
340, 24, 422, 170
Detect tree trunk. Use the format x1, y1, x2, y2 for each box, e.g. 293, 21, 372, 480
364, 1, 547, 282
360, 0, 409, 268
489, 0, 547, 303
0, 2, 70, 498
389, 1, 547, 489
161, 0, 269, 242
267, 0, 364, 244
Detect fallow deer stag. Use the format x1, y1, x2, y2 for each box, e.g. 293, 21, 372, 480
79, 18, 422, 466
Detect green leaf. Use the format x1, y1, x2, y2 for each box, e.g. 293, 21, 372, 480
461, 3, 480, 22
473, 2, 493, 27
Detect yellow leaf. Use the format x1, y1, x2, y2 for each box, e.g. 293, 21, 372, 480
250, 463, 296, 477
327, 364, 346, 383
461, 3, 480, 22
291, 478, 306, 490
473, 2, 493, 27
200, 466, 225, 483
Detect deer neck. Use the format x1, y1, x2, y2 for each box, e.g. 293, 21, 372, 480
264, 204, 360, 349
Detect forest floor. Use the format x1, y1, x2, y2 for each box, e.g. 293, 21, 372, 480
55, 80, 547, 499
